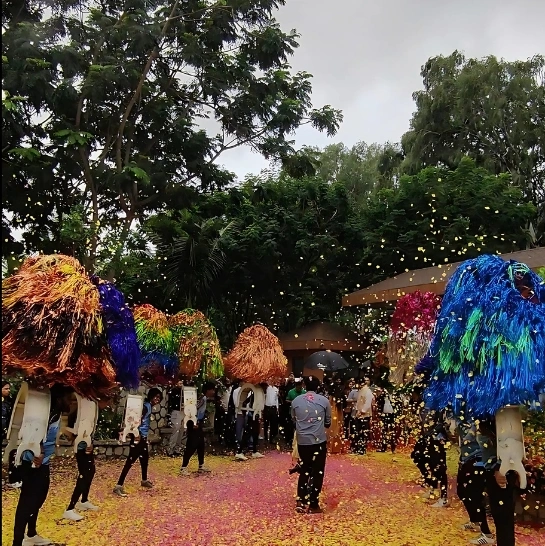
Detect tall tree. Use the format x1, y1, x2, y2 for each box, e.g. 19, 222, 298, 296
2, 0, 342, 273
401, 51, 544, 233
315, 141, 402, 202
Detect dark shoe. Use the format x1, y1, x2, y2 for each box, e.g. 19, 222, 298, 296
308, 505, 324, 514
289, 464, 302, 475
295, 502, 306, 514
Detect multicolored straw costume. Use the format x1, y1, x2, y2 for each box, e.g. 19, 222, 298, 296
423, 254, 545, 418
92, 277, 141, 389
169, 309, 223, 379
1, 254, 140, 399
133, 304, 177, 377
224, 324, 287, 384
386, 291, 441, 385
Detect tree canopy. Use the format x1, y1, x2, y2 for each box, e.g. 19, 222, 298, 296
401, 51, 544, 232
2, 0, 342, 273
116, 158, 534, 345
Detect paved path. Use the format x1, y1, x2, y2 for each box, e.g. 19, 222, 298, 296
2, 451, 543, 546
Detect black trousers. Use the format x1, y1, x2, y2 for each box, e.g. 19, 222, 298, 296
380, 413, 396, 452
182, 422, 205, 467
8, 450, 22, 484
412, 436, 448, 497
247, 414, 260, 453
343, 413, 352, 441
263, 406, 278, 441
297, 442, 327, 507
67, 449, 96, 510
456, 459, 489, 531
486, 469, 516, 546
13, 462, 50, 546
354, 417, 370, 454
225, 410, 236, 447
426, 438, 448, 497
283, 411, 295, 446
117, 436, 149, 485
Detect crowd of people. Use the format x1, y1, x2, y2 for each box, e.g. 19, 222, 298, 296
207, 372, 402, 458
0, 371, 532, 546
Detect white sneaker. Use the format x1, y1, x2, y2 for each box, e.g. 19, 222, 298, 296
469, 533, 496, 545
78, 500, 99, 511
420, 488, 435, 499
461, 522, 480, 532
23, 535, 52, 545
8, 481, 22, 489
431, 498, 449, 508
235, 453, 248, 461
180, 467, 191, 476
251, 452, 265, 459
63, 509, 84, 522
113, 485, 128, 497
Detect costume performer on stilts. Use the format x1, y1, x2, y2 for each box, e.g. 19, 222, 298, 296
224, 324, 286, 462
422, 254, 545, 546
63, 278, 141, 519
2, 255, 140, 545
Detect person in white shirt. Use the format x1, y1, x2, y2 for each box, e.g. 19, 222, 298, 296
354, 378, 374, 455
263, 383, 279, 444
233, 384, 252, 461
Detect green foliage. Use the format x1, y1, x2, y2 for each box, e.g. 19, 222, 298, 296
117, 174, 369, 344
315, 141, 403, 201
359, 158, 536, 283
402, 51, 544, 232
2, 0, 342, 272
114, 158, 535, 346
524, 409, 545, 471
94, 407, 123, 441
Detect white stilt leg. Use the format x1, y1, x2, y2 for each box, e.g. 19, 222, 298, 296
64, 395, 98, 453
2, 382, 51, 465
120, 394, 144, 442
495, 405, 527, 490
182, 386, 197, 427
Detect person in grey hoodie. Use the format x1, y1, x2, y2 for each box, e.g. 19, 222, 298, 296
291, 378, 332, 514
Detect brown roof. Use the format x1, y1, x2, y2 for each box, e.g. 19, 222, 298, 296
277, 321, 368, 352
342, 247, 545, 307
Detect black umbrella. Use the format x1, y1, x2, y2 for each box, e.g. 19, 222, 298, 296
304, 351, 350, 372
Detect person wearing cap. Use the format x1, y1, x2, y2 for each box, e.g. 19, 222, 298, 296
291, 378, 331, 514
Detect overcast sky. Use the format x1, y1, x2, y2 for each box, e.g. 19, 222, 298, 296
218, 0, 545, 180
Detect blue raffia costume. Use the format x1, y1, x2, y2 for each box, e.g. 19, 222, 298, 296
418, 254, 544, 546
423, 254, 545, 418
